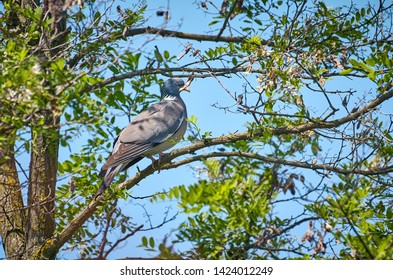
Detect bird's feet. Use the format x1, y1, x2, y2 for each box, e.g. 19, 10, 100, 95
148, 152, 167, 172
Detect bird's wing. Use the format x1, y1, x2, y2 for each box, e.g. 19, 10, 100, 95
120, 99, 186, 144
100, 99, 186, 172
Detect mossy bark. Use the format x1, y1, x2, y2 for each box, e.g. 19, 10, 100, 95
25, 111, 60, 259
0, 0, 67, 259
0, 140, 26, 260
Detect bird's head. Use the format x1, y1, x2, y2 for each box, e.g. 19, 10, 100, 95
161, 78, 190, 99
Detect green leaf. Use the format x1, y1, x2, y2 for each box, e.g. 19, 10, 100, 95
311, 138, 320, 155
387, 207, 393, 220
163, 50, 170, 60
58, 162, 64, 174
366, 58, 376, 67
348, 59, 360, 67
149, 237, 155, 248
208, 20, 220, 26
360, 7, 366, 17
93, 11, 101, 25
109, 65, 119, 74
141, 236, 148, 247
339, 68, 353, 75
355, 11, 360, 22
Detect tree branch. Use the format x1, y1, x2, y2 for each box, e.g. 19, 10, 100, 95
40, 87, 393, 258
215, 0, 239, 40
79, 65, 370, 97
68, 27, 249, 68
0, 140, 25, 260
160, 151, 393, 176
97, 199, 118, 259
102, 224, 143, 259
78, 66, 243, 94
124, 27, 247, 43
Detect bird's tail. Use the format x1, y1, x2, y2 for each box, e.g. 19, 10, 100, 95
96, 165, 121, 197
96, 181, 108, 197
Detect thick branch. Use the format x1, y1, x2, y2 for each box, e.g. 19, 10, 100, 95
39, 197, 103, 259
26, 111, 59, 259
0, 140, 26, 260
68, 27, 249, 68
161, 151, 393, 176
146, 87, 393, 167
124, 27, 246, 43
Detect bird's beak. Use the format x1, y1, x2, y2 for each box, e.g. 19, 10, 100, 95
179, 85, 190, 92
179, 75, 193, 92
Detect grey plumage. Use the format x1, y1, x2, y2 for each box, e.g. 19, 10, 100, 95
97, 78, 190, 195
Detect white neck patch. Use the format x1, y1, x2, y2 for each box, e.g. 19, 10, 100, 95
163, 94, 177, 101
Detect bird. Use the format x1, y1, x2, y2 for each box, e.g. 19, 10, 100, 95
97, 78, 190, 195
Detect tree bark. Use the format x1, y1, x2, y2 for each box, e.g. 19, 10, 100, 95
0, 0, 40, 260
0, 139, 26, 260
25, 112, 59, 259
23, 0, 67, 259
0, 0, 67, 259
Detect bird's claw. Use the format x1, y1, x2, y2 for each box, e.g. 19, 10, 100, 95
148, 152, 167, 173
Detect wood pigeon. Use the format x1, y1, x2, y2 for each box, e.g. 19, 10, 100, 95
97, 78, 190, 195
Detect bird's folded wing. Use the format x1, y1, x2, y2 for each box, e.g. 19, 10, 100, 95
101, 99, 186, 171
119, 99, 185, 144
